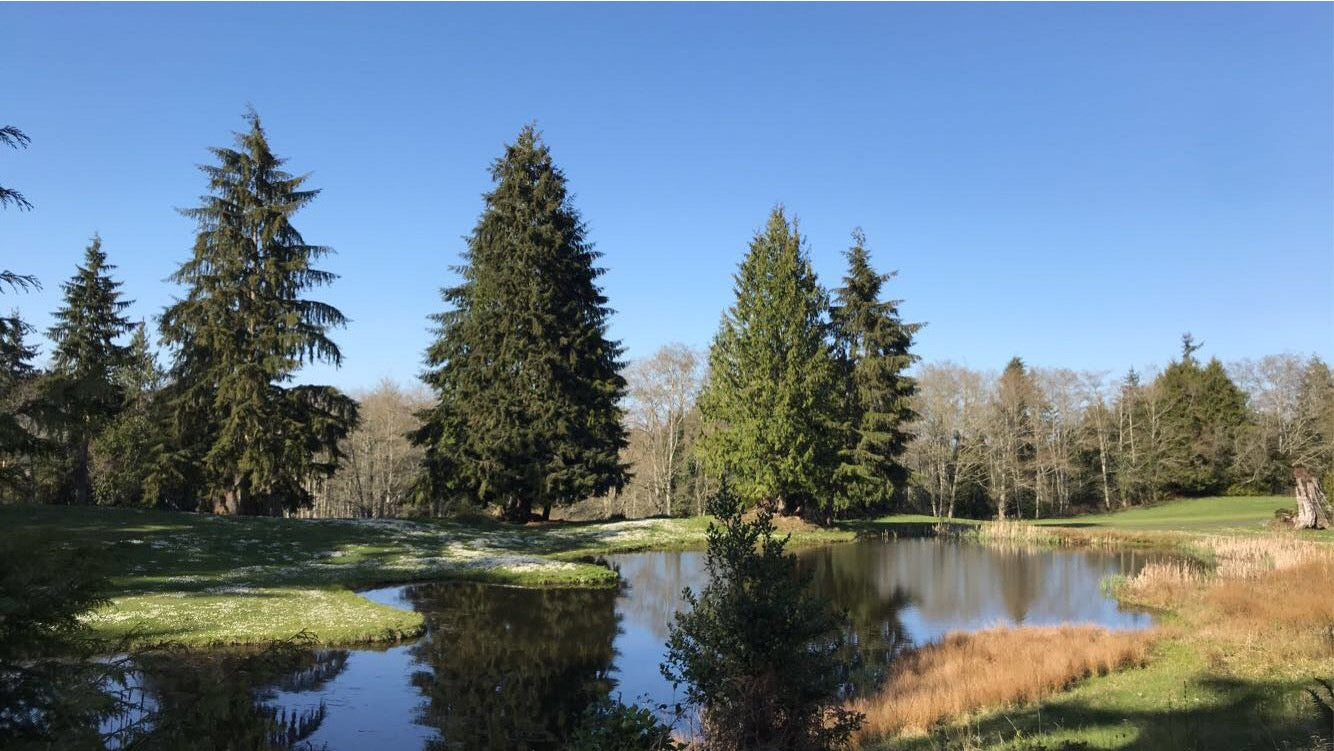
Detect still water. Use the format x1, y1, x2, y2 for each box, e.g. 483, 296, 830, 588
131, 539, 1157, 750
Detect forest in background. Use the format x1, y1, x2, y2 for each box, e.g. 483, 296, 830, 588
2, 115, 1332, 522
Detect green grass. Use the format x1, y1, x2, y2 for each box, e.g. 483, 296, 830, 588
0, 504, 852, 647
891, 641, 1322, 750
1028, 495, 1303, 533
858, 494, 1333, 749
861, 495, 1333, 542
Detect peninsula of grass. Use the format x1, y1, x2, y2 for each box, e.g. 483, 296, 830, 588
0, 504, 853, 647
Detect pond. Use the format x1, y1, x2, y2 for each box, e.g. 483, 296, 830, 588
123, 539, 1158, 750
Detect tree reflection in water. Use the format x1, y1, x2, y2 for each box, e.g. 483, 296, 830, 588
800, 547, 914, 698
116, 639, 349, 750
405, 582, 620, 751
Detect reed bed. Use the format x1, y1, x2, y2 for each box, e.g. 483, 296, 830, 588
849, 625, 1154, 745
1118, 533, 1334, 669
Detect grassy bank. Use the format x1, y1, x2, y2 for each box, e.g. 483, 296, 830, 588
0, 505, 852, 647
851, 496, 1334, 750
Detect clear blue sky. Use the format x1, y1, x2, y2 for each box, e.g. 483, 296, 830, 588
3, 3, 1331, 392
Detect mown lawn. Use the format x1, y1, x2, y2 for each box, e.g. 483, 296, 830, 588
863, 495, 1332, 541
0, 504, 852, 646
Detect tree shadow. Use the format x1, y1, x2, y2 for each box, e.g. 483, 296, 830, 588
901, 674, 1324, 750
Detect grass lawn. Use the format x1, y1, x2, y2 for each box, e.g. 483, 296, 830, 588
862, 495, 1333, 542
0, 504, 852, 647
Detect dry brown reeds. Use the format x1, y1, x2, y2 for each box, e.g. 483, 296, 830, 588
849, 625, 1155, 745
1117, 533, 1334, 669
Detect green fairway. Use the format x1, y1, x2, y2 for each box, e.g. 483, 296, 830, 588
1029, 495, 1295, 532
864, 495, 1332, 542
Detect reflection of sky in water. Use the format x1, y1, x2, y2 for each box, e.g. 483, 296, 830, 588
606, 540, 1154, 721
268, 641, 437, 750
260, 540, 1156, 749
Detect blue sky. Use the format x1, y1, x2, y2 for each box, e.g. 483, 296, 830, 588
3, 3, 1331, 392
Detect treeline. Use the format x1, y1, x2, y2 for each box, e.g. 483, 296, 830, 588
906, 345, 1334, 519
3, 115, 1330, 520
2, 113, 356, 513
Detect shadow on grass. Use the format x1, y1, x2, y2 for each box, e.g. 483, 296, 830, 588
898, 674, 1323, 750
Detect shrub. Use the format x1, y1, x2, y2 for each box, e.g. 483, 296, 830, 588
661, 482, 862, 750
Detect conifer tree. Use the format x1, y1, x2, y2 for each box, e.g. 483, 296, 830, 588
0, 310, 40, 496
1154, 335, 1247, 496
160, 111, 356, 515
830, 229, 921, 515
1, 122, 38, 292
46, 236, 134, 505
695, 207, 842, 518
91, 322, 166, 506
414, 125, 628, 521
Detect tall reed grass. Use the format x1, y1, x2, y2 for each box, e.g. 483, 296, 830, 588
849, 625, 1154, 745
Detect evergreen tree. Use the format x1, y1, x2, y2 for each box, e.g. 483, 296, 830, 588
46, 236, 134, 505
414, 125, 628, 521
0, 311, 40, 497
160, 111, 357, 515
662, 483, 862, 749
91, 322, 166, 506
830, 229, 921, 516
696, 208, 842, 518
1154, 335, 1247, 496
1, 123, 38, 292
0, 124, 32, 214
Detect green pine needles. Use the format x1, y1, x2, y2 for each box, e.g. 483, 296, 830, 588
662, 482, 863, 749
696, 208, 841, 517
414, 124, 628, 521
159, 111, 357, 515
832, 229, 921, 516
698, 211, 918, 521
46, 236, 135, 506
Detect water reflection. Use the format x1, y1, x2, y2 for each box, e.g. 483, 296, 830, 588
109, 539, 1155, 750
606, 539, 1154, 716
114, 643, 350, 750
406, 583, 619, 750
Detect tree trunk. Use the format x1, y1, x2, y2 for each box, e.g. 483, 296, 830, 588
1293, 468, 1332, 530
75, 435, 91, 506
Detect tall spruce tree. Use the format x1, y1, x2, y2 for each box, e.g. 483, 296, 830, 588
160, 111, 357, 515
1154, 335, 1248, 496
830, 229, 921, 515
695, 207, 842, 518
46, 236, 134, 505
0, 309, 40, 497
413, 125, 627, 521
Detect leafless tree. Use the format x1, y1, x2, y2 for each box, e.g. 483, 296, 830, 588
619, 344, 706, 517
307, 379, 430, 517
907, 362, 989, 518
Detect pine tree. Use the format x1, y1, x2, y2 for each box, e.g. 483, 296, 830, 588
413, 125, 628, 521
46, 236, 134, 505
0, 124, 33, 213
830, 229, 921, 516
1154, 335, 1247, 496
160, 111, 357, 515
695, 207, 842, 518
662, 482, 862, 748
0, 310, 40, 496
91, 322, 166, 506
